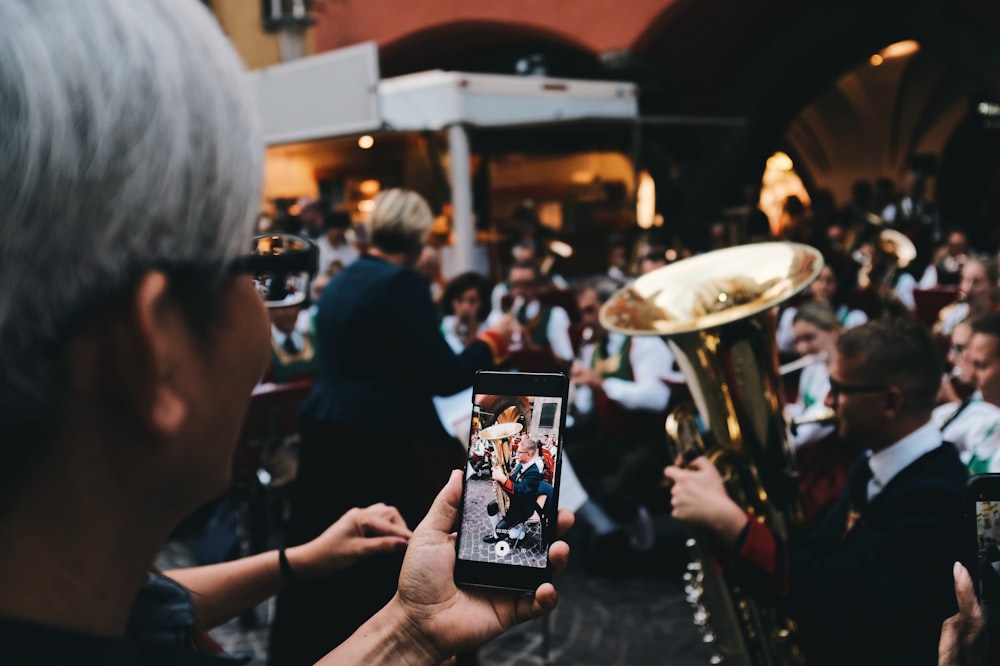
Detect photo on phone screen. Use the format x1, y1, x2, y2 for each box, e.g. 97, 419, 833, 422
454, 371, 567, 592
967, 474, 1000, 616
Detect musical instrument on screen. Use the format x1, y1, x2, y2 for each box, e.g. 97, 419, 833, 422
600, 241, 823, 666
477, 408, 523, 517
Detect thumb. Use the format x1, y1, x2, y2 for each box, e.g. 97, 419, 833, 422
415, 469, 463, 534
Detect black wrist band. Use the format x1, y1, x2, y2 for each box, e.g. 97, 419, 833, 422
278, 548, 297, 586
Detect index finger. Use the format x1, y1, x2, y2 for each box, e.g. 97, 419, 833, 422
363, 515, 414, 540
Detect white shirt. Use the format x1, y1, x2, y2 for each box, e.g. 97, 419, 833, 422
316, 234, 359, 276
894, 271, 917, 311
786, 360, 834, 449
866, 421, 943, 502
931, 393, 1000, 471
935, 301, 969, 337
271, 325, 305, 353
487, 299, 574, 362
439, 314, 487, 355
488, 274, 570, 318
573, 332, 680, 415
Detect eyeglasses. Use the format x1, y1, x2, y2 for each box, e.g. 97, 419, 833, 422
828, 377, 888, 398
230, 234, 318, 308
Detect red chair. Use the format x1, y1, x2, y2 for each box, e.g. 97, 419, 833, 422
232, 379, 315, 572
913, 286, 959, 329
238, 379, 315, 451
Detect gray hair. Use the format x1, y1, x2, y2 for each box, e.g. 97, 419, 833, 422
369, 189, 433, 256
0, 0, 262, 426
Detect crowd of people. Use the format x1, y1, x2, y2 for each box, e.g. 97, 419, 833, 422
257, 178, 1000, 663
4, 1, 1000, 665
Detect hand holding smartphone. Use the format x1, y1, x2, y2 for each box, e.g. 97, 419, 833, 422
965, 474, 1000, 615
453, 370, 568, 592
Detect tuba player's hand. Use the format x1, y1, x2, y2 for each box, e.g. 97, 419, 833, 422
664, 456, 748, 550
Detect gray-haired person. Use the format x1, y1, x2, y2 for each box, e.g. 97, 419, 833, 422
0, 2, 570, 664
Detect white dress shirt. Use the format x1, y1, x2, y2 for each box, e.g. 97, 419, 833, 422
866, 421, 943, 502
573, 332, 679, 416
487, 299, 574, 363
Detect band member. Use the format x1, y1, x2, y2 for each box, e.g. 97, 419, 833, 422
488, 260, 574, 372
666, 317, 967, 666
485, 439, 544, 544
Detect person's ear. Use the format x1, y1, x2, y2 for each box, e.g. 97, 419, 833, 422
116, 271, 191, 438
884, 385, 905, 417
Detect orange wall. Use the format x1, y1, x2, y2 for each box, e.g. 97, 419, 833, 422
311, 0, 673, 55
212, 0, 317, 69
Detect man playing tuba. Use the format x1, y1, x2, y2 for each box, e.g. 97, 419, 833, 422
665, 318, 967, 666
484, 439, 544, 545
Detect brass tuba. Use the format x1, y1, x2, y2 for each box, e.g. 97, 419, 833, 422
478, 411, 523, 517
600, 242, 823, 666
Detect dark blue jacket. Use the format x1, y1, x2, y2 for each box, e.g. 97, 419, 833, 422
301, 255, 496, 439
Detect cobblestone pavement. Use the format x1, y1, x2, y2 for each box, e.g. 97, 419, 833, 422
158, 514, 717, 666
458, 477, 547, 568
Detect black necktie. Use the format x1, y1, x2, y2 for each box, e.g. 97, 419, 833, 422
282, 335, 298, 355
844, 456, 873, 535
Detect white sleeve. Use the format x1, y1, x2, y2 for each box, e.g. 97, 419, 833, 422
882, 203, 897, 223
601, 336, 673, 411
776, 306, 798, 354
918, 265, 938, 289
440, 316, 466, 354
894, 272, 916, 311
843, 309, 868, 329
546, 306, 574, 362
490, 281, 508, 317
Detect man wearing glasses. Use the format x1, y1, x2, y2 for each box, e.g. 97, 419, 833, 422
665, 317, 967, 665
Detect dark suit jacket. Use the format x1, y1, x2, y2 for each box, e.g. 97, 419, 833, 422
730, 442, 967, 666
499, 461, 543, 526
301, 255, 496, 438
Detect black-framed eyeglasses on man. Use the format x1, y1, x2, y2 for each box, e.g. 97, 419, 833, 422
828, 377, 888, 398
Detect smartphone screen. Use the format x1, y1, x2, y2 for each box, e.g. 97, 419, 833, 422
453, 370, 568, 592
967, 474, 1000, 617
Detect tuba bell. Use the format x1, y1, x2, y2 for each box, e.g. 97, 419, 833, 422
600, 241, 823, 666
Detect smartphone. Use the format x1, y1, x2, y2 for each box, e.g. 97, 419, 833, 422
965, 473, 1000, 616
454, 370, 569, 592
